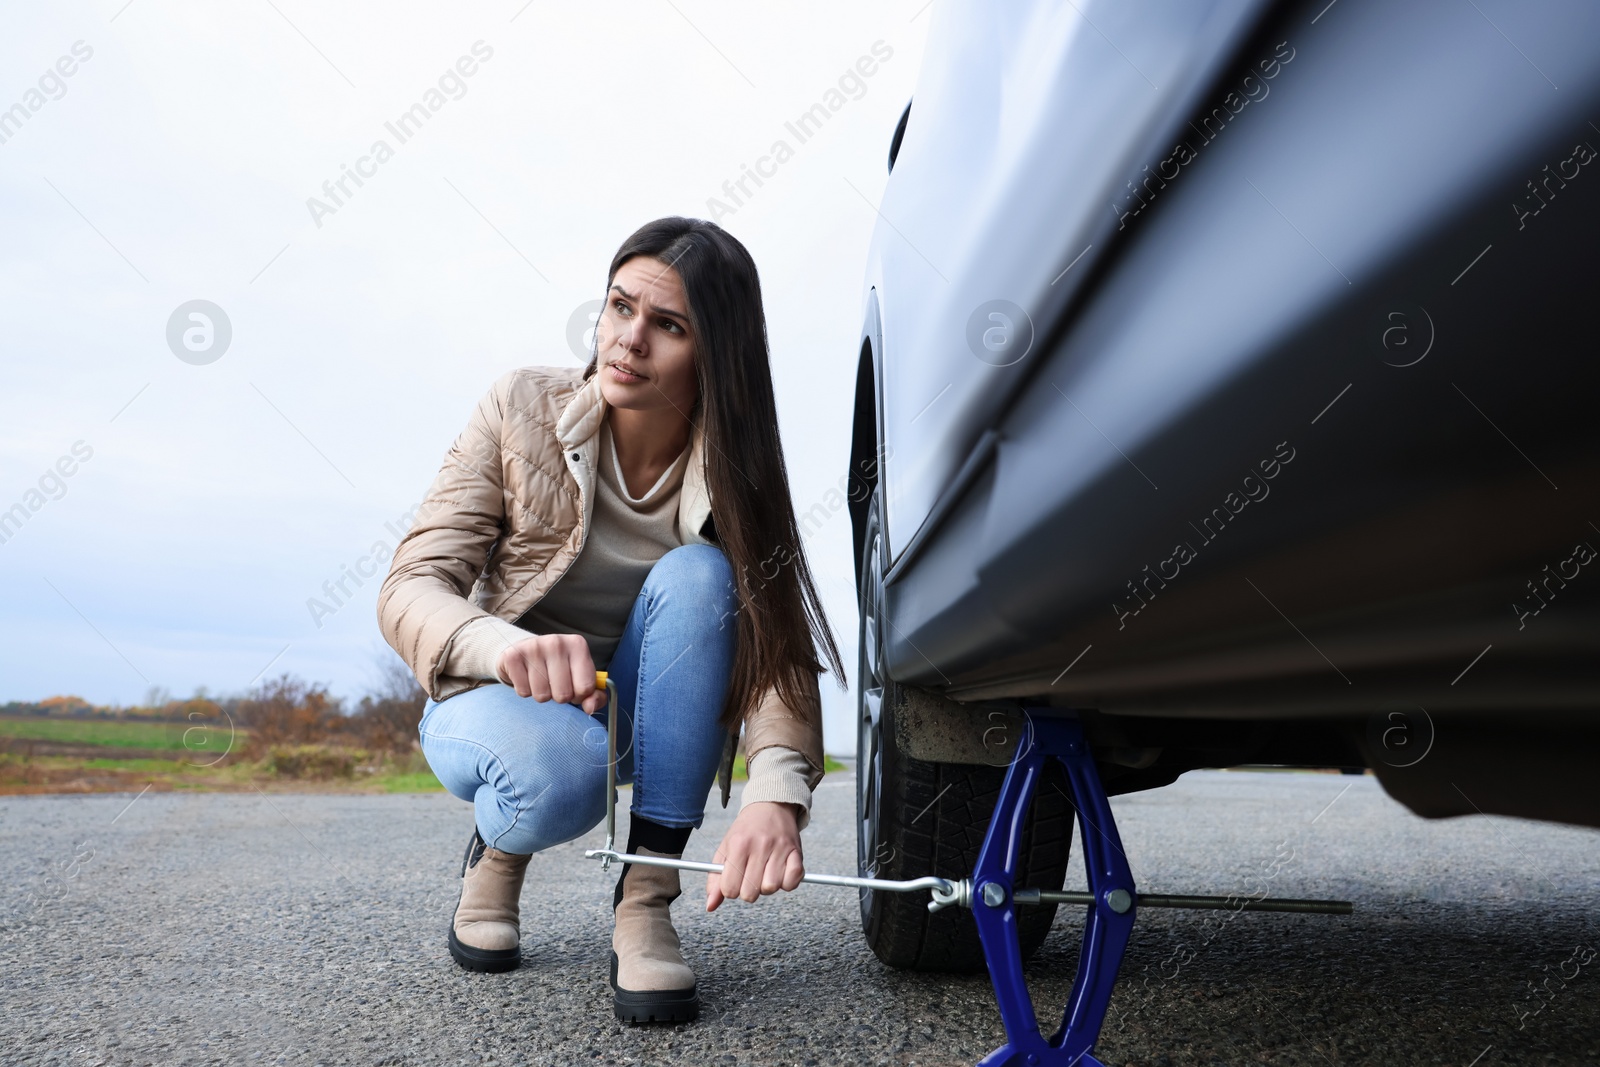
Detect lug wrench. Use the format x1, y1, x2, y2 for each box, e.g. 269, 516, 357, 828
582, 671, 957, 899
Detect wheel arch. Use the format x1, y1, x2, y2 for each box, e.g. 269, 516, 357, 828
848, 289, 884, 595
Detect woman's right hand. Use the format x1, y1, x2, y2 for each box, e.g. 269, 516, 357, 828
496, 634, 607, 714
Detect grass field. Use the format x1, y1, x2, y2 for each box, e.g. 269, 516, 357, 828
0, 717, 207, 750
0, 716, 849, 796
0, 714, 435, 795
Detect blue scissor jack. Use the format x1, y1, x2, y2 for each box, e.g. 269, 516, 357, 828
962, 708, 1352, 1066
967, 709, 1143, 1067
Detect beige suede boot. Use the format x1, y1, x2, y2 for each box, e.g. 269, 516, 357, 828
610, 844, 698, 1023
448, 828, 531, 973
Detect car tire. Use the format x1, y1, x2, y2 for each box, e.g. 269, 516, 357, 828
856, 486, 1073, 972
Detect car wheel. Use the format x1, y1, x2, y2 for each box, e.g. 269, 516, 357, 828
856, 486, 1073, 972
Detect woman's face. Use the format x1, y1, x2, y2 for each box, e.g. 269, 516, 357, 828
595, 256, 699, 418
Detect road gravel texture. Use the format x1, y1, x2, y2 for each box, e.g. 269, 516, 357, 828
2, 768, 1597, 1067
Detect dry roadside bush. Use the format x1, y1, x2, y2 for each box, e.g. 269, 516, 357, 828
264, 745, 370, 779
236, 674, 342, 758
344, 655, 426, 755
230, 652, 426, 770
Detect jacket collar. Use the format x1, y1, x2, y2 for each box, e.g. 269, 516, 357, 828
554, 366, 608, 450
554, 365, 714, 546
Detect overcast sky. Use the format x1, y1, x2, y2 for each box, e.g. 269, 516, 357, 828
0, 2, 929, 752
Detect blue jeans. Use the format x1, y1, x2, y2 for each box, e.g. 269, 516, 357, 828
418, 544, 739, 855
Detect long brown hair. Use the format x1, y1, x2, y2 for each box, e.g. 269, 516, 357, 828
582, 216, 845, 731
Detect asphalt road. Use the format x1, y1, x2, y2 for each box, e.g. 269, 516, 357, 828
3, 768, 1597, 1067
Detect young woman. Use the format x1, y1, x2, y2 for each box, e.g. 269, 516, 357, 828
377, 216, 844, 1024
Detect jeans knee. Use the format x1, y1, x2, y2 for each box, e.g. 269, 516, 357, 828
650, 543, 732, 585
645, 544, 738, 617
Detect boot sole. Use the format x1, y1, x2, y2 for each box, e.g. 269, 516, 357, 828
449, 925, 521, 973
610, 951, 699, 1023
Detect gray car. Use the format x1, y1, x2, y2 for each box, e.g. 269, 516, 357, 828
849, 0, 1600, 971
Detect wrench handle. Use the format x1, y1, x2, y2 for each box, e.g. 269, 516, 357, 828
596, 672, 618, 868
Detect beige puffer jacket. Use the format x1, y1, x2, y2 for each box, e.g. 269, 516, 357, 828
376, 364, 826, 807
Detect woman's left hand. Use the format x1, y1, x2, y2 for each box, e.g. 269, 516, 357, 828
705, 801, 804, 911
